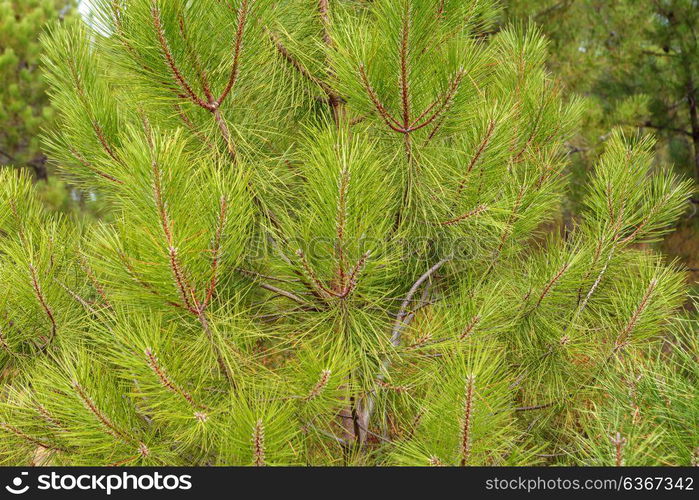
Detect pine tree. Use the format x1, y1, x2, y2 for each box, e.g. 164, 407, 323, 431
0, 0, 74, 179
506, 0, 699, 183
0, 0, 695, 466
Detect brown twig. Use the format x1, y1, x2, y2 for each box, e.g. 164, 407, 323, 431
151, 5, 212, 111
535, 261, 571, 307
203, 196, 228, 308
72, 381, 134, 443
252, 419, 266, 466
29, 264, 57, 344
441, 204, 488, 227
145, 348, 204, 411
358, 65, 404, 132
614, 279, 657, 353
460, 375, 476, 466
216, 0, 249, 107
456, 120, 496, 195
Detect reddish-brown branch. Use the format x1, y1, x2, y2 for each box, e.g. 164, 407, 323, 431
358, 65, 405, 132
457, 120, 496, 195
377, 380, 409, 393
151, 159, 173, 243
203, 196, 228, 309
151, 157, 200, 313
341, 251, 370, 298
460, 375, 476, 466
252, 419, 266, 466
29, 265, 57, 343
619, 194, 671, 245
66, 55, 124, 167
535, 261, 571, 307
0, 325, 10, 353
399, 3, 411, 129
178, 14, 214, 103
408, 70, 465, 132
1, 423, 66, 453
68, 147, 124, 184
318, 0, 332, 46
117, 251, 187, 311
437, 0, 446, 18
168, 246, 198, 314
459, 315, 481, 340
424, 112, 448, 145
268, 29, 335, 97
614, 279, 657, 352
441, 204, 488, 226
145, 348, 201, 409
512, 89, 551, 163
296, 249, 335, 298
216, 0, 249, 107
79, 256, 113, 310
92, 122, 122, 165
72, 381, 134, 444
610, 432, 626, 467
151, 5, 213, 111
36, 404, 65, 431
335, 165, 349, 289
305, 369, 332, 401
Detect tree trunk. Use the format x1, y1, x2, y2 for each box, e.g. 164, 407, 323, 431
686, 80, 699, 181
29, 153, 48, 181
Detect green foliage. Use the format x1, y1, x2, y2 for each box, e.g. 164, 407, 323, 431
0, 0, 695, 466
574, 308, 698, 466
0, 0, 74, 178
504, 0, 699, 184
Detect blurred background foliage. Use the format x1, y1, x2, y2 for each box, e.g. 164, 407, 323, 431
505, 0, 699, 288
0, 0, 697, 285
0, 0, 107, 218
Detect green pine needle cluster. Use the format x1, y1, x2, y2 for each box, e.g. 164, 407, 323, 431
0, 0, 696, 466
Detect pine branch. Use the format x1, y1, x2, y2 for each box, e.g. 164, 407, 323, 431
304, 369, 331, 401
203, 196, 228, 309
614, 278, 657, 353
28, 264, 57, 345
144, 348, 205, 413
391, 257, 450, 347
215, 0, 249, 107
456, 120, 496, 195
399, 1, 411, 130
259, 282, 312, 307
72, 381, 134, 444
151, 5, 212, 111
460, 375, 475, 466
459, 315, 481, 340
68, 147, 123, 184
266, 29, 336, 98
535, 261, 571, 307
440, 204, 488, 226
0, 424, 66, 453
252, 419, 266, 466
358, 65, 404, 132
407, 69, 465, 132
